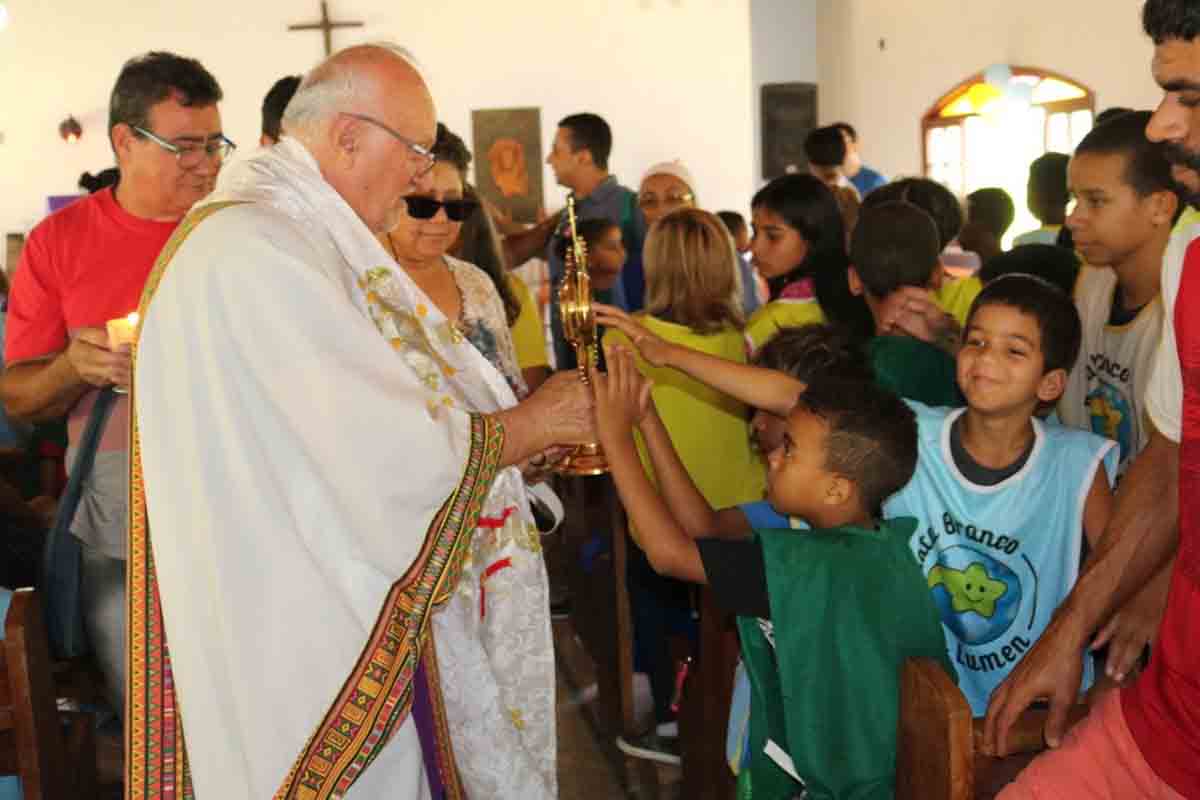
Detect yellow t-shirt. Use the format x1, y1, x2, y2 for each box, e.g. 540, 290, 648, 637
935, 275, 983, 327
743, 299, 826, 354
744, 276, 983, 354
603, 317, 766, 510
507, 274, 549, 370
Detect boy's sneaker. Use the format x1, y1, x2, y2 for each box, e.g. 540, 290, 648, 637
616, 730, 681, 766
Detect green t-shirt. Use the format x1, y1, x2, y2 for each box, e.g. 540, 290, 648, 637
868, 335, 962, 408
737, 518, 953, 800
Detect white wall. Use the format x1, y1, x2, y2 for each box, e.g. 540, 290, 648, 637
816, 0, 1163, 180
750, 0, 819, 191
0, 0, 757, 243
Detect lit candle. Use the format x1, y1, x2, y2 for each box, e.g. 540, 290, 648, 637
107, 311, 140, 350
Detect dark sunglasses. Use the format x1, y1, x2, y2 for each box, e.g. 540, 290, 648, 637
404, 195, 478, 222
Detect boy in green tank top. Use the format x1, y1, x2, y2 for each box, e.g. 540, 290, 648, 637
594, 347, 952, 799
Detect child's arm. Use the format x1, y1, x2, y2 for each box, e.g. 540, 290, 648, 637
593, 346, 708, 584
595, 303, 804, 417
637, 403, 754, 540
1081, 465, 1114, 550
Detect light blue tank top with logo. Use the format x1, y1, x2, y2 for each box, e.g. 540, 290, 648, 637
884, 402, 1117, 715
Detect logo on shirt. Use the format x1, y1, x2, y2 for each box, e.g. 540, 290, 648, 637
1085, 380, 1132, 464
916, 512, 1041, 674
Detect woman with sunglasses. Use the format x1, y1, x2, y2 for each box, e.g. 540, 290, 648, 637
377, 123, 561, 795
378, 123, 527, 398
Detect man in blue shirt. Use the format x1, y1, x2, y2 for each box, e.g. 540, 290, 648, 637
543, 113, 646, 367
834, 122, 888, 197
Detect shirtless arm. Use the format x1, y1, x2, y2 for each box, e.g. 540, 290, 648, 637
637, 403, 753, 540
596, 303, 805, 417
594, 347, 707, 583
983, 430, 1179, 755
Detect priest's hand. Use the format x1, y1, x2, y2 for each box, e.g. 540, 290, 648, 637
497, 371, 596, 468
66, 328, 131, 390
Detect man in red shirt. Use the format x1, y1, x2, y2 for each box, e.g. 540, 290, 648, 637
0, 51, 227, 717
983, 2, 1200, 796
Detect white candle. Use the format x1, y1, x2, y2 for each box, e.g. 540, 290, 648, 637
107, 311, 139, 350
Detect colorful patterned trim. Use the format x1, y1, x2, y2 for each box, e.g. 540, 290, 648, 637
282, 412, 503, 799
417, 632, 466, 800
128, 201, 241, 800
127, 200, 506, 799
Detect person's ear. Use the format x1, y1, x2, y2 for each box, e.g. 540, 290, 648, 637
1036, 367, 1068, 404
1150, 189, 1179, 227
929, 261, 945, 291
111, 123, 136, 164
330, 116, 361, 165
847, 265, 865, 297
824, 474, 855, 507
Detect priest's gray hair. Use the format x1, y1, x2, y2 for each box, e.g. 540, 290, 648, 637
281, 43, 424, 136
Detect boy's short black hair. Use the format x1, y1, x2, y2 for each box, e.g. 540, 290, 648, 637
109, 51, 222, 136
862, 177, 962, 250
1144, 0, 1200, 44
716, 210, 747, 238
558, 113, 613, 170
831, 122, 858, 142
261, 74, 301, 141
804, 126, 847, 168
1075, 109, 1179, 201
753, 323, 874, 385
979, 243, 1080, 296
966, 188, 1016, 240
553, 216, 619, 262
1028, 153, 1071, 215
794, 377, 918, 515
849, 202, 941, 298
1095, 106, 1135, 126
966, 273, 1082, 374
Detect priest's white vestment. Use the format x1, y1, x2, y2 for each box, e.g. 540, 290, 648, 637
130, 138, 556, 799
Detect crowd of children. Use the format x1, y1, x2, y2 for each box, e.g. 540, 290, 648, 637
573, 103, 1184, 797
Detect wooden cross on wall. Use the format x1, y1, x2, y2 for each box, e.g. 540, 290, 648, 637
288, 1, 363, 57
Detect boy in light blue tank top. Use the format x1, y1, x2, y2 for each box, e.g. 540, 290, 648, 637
884, 274, 1117, 714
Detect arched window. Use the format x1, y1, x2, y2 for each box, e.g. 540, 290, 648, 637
923, 66, 1095, 244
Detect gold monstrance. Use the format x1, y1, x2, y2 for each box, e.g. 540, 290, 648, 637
556, 197, 608, 476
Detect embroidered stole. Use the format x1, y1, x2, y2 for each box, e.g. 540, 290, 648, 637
126, 202, 501, 799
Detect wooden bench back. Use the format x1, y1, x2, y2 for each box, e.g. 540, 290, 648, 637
0, 588, 84, 800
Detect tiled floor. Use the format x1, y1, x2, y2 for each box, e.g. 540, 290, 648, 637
556, 669, 629, 799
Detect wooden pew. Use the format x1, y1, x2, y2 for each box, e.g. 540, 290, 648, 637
555, 474, 738, 798
677, 590, 738, 800
0, 588, 97, 799
897, 657, 1089, 800
556, 474, 639, 738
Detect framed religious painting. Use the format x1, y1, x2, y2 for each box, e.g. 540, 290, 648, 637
762, 82, 818, 180
471, 107, 545, 224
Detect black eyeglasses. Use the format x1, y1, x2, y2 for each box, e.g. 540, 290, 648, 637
404, 195, 478, 222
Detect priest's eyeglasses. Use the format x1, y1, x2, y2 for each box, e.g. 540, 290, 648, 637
340, 112, 437, 178
133, 126, 236, 169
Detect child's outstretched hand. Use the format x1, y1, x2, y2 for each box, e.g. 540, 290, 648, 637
878, 287, 961, 353
594, 304, 674, 367
594, 344, 654, 449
